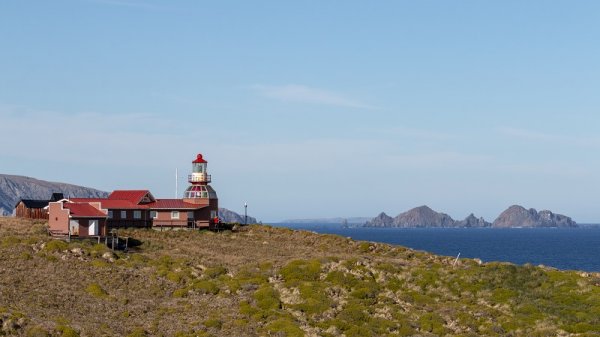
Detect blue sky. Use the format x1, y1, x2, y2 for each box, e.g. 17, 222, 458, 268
2, 1, 600, 222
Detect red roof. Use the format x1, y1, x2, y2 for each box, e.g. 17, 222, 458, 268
70, 198, 145, 209
70, 198, 104, 202
64, 203, 107, 218
100, 199, 147, 209
108, 190, 154, 204
148, 199, 207, 210
192, 153, 207, 163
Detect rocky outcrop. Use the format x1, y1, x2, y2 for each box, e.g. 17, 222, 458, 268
364, 212, 394, 227
455, 213, 492, 228
393, 206, 455, 228
0, 174, 108, 216
365, 204, 577, 228
218, 208, 258, 224
492, 205, 577, 228
364, 206, 490, 228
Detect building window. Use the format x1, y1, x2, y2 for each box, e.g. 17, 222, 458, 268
171, 211, 179, 219
150, 211, 157, 219
107, 210, 113, 218
121, 210, 127, 219
187, 211, 194, 219
134, 211, 141, 219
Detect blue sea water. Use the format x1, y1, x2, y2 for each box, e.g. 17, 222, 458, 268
273, 223, 600, 272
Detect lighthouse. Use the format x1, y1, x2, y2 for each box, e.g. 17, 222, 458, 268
183, 154, 218, 219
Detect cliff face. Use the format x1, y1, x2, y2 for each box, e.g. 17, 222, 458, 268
218, 208, 258, 224
455, 213, 492, 228
364, 212, 394, 227
492, 205, 577, 228
0, 174, 108, 215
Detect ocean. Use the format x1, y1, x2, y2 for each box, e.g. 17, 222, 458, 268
272, 223, 600, 272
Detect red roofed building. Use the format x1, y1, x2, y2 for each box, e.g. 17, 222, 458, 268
48, 201, 107, 237
47, 153, 219, 236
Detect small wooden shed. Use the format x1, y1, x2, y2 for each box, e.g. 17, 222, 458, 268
14, 193, 64, 219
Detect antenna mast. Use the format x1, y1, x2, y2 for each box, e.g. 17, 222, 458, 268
175, 168, 178, 198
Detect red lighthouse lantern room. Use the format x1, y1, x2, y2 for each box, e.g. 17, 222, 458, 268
183, 154, 218, 206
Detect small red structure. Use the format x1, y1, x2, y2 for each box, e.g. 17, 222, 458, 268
48, 201, 107, 237
47, 153, 220, 237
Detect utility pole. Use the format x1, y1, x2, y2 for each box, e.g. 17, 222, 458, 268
244, 202, 247, 226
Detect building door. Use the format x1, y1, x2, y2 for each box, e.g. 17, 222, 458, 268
89, 220, 98, 236
69, 220, 80, 236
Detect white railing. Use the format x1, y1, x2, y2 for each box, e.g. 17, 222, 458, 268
188, 174, 211, 183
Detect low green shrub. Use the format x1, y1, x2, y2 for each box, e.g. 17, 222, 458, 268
44, 240, 69, 252
203, 318, 222, 329
264, 318, 304, 337
254, 285, 281, 311
126, 327, 148, 337
280, 259, 322, 286
1, 236, 21, 247
26, 326, 50, 337
192, 280, 219, 295
56, 324, 79, 337
204, 265, 227, 279
85, 283, 108, 298
172, 288, 189, 298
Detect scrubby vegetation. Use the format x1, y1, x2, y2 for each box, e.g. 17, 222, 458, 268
1, 217, 600, 336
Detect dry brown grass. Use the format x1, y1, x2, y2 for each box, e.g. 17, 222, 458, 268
2, 217, 600, 337
0, 218, 427, 336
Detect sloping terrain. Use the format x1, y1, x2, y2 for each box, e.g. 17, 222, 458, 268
1, 217, 599, 336
0, 174, 108, 215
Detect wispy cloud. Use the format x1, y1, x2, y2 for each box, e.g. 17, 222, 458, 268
0, 105, 192, 166
498, 127, 600, 148
252, 84, 375, 109
373, 126, 458, 142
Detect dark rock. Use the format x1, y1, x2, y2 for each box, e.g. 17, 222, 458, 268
218, 208, 257, 224
364, 206, 491, 228
393, 205, 455, 228
456, 213, 492, 228
492, 205, 577, 228
364, 212, 394, 227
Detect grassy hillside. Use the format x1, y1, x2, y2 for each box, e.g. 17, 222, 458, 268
1, 217, 599, 336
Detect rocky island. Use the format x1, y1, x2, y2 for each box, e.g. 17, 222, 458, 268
492, 205, 577, 228
365, 205, 576, 228
365, 205, 491, 228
